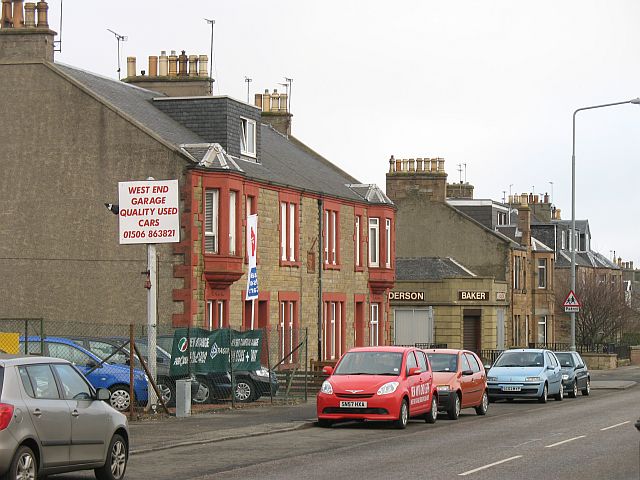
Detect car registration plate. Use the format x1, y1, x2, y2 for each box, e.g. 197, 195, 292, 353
340, 401, 367, 408
502, 385, 521, 392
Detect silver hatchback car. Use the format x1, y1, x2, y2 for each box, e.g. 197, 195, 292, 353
0, 354, 129, 480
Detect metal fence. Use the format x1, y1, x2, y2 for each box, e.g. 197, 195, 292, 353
0, 318, 310, 418
480, 342, 633, 366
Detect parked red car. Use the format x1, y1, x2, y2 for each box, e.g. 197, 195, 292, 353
425, 349, 488, 419
316, 346, 438, 429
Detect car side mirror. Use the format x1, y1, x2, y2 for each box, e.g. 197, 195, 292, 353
322, 366, 334, 375
87, 361, 100, 369
408, 367, 422, 376
96, 388, 110, 401
575, 364, 584, 370
484, 364, 491, 370
462, 369, 474, 376
547, 365, 554, 370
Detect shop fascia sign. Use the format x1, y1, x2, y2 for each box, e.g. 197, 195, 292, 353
388, 291, 425, 301
458, 291, 489, 301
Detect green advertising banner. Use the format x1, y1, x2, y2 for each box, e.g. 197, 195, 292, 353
169, 328, 263, 376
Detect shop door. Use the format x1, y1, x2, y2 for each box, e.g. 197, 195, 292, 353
463, 312, 481, 353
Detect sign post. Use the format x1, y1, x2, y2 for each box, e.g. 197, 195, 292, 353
245, 214, 259, 328
118, 178, 180, 410
563, 290, 581, 314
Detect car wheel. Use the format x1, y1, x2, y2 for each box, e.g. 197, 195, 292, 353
95, 433, 128, 480
568, 381, 578, 399
234, 378, 256, 403
538, 383, 548, 404
5, 445, 37, 480
108, 384, 131, 412
425, 396, 438, 424
317, 419, 333, 428
475, 391, 489, 416
157, 378, 176, 408
394, 399, 409, 429
582, 378, 590, 396
192, 377, 212, 404
554, 382, 564, 401
448, 393, 461, 420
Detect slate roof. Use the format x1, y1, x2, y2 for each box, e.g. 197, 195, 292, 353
53, 63, 391, 206
396, 257, 476, 281
556, 250, 620, 269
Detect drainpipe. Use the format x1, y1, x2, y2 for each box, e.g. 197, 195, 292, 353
318, 199, 324, 361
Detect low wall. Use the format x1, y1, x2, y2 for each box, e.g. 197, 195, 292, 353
630, 346, 640, 366
581, 352, 617, 370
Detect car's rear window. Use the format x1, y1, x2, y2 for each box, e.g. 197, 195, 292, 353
427, 353, 458, 372
555, 353, 575, 367
0, 366, 4, 396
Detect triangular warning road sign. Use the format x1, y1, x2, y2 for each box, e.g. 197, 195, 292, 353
563, 290, 581, 307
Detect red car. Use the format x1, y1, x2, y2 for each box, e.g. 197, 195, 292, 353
316, 346, 438, 429
425, 349, 489, 419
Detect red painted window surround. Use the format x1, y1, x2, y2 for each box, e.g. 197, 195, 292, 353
354, 207, 365, 272
323, 200, 341, 271
322, 292, 347, 360
241, 290, 270, 331
205, 285, 231, 328
201, 175, 244, 260
279, 291, 300, 365
354, 294, 366, 347
244, 183, 260, 264
279, 191, 301, 268
367, 205, 395, 272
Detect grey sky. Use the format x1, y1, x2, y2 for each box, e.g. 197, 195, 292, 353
51, 1, 640, 262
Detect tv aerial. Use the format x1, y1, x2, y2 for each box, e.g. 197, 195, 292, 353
107, 28, 128, 79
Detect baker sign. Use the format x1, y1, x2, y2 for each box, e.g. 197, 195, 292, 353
118, 179, 180, 244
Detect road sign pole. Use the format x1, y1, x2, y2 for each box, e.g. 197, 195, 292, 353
147, 242, 158, 408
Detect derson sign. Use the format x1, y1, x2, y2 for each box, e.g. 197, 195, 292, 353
169, 328, 263, 376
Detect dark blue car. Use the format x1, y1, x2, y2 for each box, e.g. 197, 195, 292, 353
20, 336, 148, 411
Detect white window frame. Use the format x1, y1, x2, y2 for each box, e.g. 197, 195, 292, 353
537, 315, 547, 343
240, 117, 256, 157
280, 302, 287, 362
331, 211, 337, 265
537, 258, 547, 289
370, 304, 379, 346
561, 231, 566, 250
204, 189, 219, 253
324, 211, 329, 263
355, 216, 361, 267
289, 203, 295, 261
369, 218, 379, 267
206, 301, 213, 330
385, 218, 391, 268
330, 302, 336, 359
280, 202, 287, 261
229, 191, 236, 255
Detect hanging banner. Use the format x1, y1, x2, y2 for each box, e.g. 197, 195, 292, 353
246, 214, 259, 300
169, 328, 263, 376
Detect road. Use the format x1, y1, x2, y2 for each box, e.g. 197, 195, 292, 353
56, 383, 640, 480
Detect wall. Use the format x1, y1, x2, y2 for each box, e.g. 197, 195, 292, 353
0, 63, 187, 328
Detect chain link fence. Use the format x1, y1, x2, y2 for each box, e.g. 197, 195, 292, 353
1, 318, 311, 418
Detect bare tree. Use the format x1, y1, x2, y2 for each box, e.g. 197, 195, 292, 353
556, 273, 640, 345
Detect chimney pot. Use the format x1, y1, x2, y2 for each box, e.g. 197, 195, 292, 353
198, 54, 208, 77
23, 2, 35, 27
188, 54, 198, 76
148, 56, 158, 76
178, 50, 188, 77
158, 51, 168, 76
126, 56, 136, 78
168, 51, 178, 77
35, 0, 48, 28
254, 93, 263, 109
2, 0, 13, 28
13, 0, 24, 28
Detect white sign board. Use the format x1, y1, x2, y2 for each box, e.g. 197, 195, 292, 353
118, 179, 180, 244
563, 289, 581, 313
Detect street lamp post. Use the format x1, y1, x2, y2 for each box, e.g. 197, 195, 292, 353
570, 97, 640, 351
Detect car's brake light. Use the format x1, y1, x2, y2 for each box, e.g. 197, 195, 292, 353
0, 403, 14, 430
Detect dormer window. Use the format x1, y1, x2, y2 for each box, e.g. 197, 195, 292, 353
240, 117, 256, 157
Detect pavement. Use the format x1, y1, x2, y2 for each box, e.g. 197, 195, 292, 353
128, 364, 640, 456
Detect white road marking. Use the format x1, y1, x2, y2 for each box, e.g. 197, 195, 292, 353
458, 456, 523, 476
601, 421, 630, 431
545, 435, 586, 448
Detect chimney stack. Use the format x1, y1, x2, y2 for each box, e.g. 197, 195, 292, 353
255, 88, 292, 136
517, 198, 531, 247
0, 0, 56, 62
